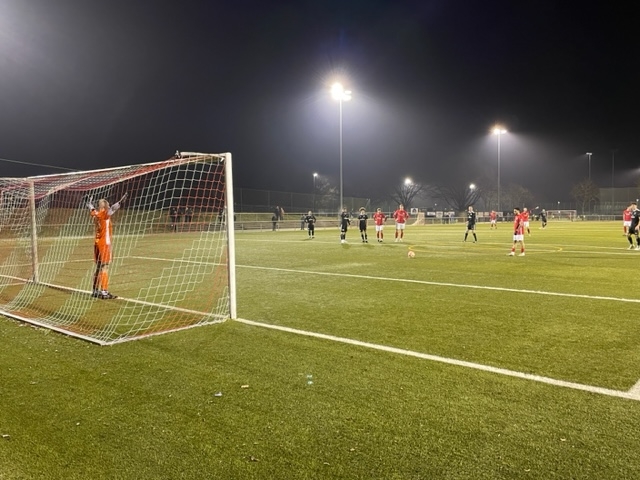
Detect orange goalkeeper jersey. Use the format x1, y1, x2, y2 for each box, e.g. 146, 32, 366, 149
91, 209, 114, 246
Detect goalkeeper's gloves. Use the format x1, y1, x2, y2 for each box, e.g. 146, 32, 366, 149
118, 192, 128, 204
86, 197, 94, 210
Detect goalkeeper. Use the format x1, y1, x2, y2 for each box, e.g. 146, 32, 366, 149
87, 193, 128, 299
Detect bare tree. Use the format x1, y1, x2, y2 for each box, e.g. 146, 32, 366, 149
474, 176, 498, 211
479, 188, 498, 211
313, 176, 339, 212
571, 180, 599, 215
433, 184, 482, 213
503, 184, 535, 209
389, 182, 429, 210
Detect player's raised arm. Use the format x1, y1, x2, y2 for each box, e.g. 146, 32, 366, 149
108, 193, 128, 215
86, 196, 95, 211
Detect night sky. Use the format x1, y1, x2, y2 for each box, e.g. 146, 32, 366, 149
1, 0, 639, 203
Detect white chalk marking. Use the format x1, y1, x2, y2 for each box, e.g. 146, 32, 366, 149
239, 264, 640, 304
234, 317, 640, 402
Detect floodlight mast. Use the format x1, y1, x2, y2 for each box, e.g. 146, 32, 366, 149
312, 172, 318, 210
331, 83, 352, 212
492, 127, 507, 212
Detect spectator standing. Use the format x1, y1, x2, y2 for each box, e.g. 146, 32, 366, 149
169, 206, 178, 232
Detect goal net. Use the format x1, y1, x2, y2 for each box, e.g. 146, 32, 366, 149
0, 152, 236, 345
546, 209, 578, 221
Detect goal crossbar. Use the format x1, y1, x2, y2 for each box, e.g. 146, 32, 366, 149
0, 152, 236, 344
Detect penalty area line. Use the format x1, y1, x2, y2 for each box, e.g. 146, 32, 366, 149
238, 265, 640, 304
234, 317, 640, 402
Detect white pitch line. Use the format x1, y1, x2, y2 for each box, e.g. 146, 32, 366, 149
234, 317, 640, 402
239, 264, 640, 304
237, 236, 637, 255
559, 250, 640, 257
629, 379, 640, 397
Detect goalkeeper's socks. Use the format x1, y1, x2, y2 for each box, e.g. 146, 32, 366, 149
100, 271, 109, 291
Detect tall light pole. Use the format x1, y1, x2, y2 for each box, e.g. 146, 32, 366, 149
585, 153, 593, 215
331, 83, 352, 212
611, 149, 617, 211
492, 127, 507, 213
312, 172, 318, 211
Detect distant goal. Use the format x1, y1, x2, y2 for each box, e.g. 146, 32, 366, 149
0, 152, 236, 344
547, 209, 578, 221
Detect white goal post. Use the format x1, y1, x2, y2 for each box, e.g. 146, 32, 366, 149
545, 209, 578, 221
0, 152, 236, 344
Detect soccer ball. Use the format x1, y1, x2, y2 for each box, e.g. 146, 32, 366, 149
407, 250, 415, 258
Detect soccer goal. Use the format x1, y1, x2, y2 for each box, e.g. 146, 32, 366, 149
549, 209, 578, 221
0, 152, 236, 345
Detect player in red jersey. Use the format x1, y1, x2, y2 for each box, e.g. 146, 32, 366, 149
521, 207, 531, 235
393, 204, 410, 242
87, 193, 128, 299
489, 210, 497, 229
508, 207, 525, 256
623, 207, 632, 235
626, 202, 640, 249
372, 208, 387, 243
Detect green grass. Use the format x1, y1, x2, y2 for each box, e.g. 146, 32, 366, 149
0, 232, 229, 342
2, 221, 640, 479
